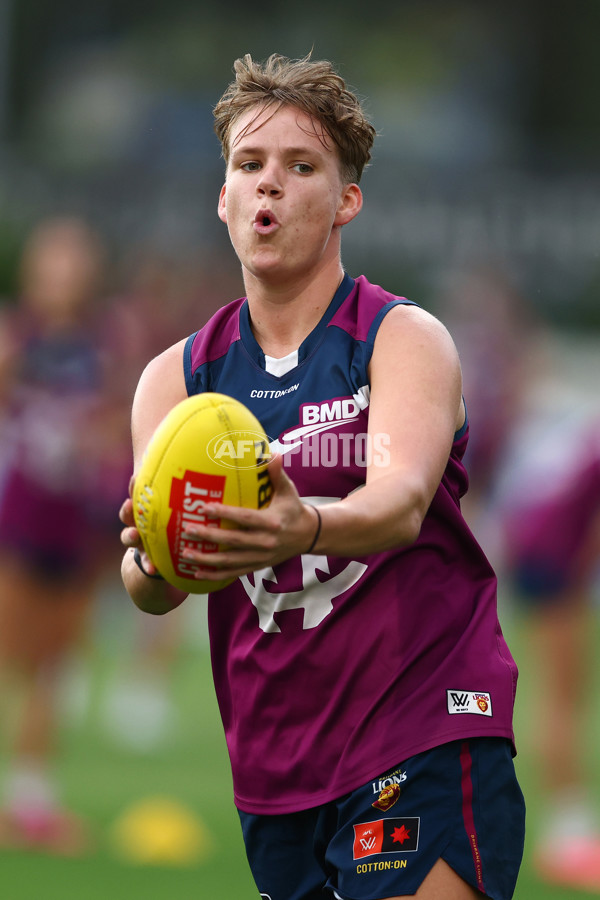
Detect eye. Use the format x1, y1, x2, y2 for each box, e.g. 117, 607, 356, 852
241, 161, 261, 172
292, 163, 313, 175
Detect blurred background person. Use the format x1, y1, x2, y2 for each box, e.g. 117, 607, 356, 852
439, 259, 600, 893
0, 215, 122, 853
496, 407, 600, 893
93, 242, 238, 754
436, 261, 545, 554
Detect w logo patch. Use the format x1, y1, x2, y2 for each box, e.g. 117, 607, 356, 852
449, 691, 469, 708
446, 689, 492, 716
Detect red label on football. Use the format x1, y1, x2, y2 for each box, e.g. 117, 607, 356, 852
167, 470, 226, 578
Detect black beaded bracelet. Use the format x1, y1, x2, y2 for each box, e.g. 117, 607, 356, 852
133, 547, 164, 580
306, 505, 322, 554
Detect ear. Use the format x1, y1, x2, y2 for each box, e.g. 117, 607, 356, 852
217, 184, 227, 223
334, 183, 363, 227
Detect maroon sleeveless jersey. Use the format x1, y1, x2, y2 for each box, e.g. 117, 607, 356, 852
184, 274, 518, 814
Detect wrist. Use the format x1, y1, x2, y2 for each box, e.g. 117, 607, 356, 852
133, 547, 164, 580
305, 505, 322, 555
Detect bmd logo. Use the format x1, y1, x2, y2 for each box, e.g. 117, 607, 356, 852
207, 431, 271, 469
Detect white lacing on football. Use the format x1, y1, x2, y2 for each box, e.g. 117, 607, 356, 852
135, 485, 154, 531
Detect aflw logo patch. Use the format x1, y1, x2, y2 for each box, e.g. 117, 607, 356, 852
353, 817, 420, 859
447, 690, 493, 716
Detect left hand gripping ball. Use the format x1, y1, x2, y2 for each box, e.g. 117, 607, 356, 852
133, 393, 272, 594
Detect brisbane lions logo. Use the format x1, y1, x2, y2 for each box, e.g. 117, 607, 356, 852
372, 783, 402, 811
241, 555, 367, 633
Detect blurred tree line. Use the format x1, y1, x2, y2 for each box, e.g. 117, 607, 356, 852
1, 0, 599, 326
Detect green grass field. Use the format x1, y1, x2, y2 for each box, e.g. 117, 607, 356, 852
1, 585, 599, 900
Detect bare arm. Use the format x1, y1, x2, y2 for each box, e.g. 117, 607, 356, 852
317, 303, 464, 555
119, 339, 190, 614
176, 304, 464, 582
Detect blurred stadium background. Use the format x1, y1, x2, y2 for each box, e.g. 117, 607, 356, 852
1, 1, 600, 897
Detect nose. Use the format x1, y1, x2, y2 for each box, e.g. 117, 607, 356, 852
256, 162, 283, 197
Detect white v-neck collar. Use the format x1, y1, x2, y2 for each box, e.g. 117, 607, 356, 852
264, 349, 299, 377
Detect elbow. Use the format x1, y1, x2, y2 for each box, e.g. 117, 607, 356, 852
121, 552, 185, 615
128, 586, 185, 616
129, 582, 187, 616
397, 508, 425, 548
134, 598, 174, 616
378, 506, 424, 552
393, 484, 431, 548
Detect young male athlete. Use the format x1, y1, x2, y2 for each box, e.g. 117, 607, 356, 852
119, 53, 525, 900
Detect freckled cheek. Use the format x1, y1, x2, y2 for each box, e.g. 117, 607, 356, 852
291, 200, 334, 241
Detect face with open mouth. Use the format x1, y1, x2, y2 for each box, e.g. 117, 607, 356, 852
218, 104, 362, 285
253, 209, 279, 235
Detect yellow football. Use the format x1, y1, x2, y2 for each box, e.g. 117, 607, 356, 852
133, 393, 272, 594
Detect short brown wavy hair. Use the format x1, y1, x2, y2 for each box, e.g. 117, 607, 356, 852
213, 53, 376, 184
